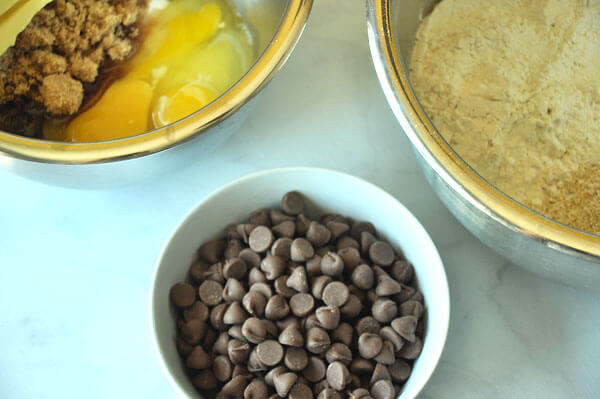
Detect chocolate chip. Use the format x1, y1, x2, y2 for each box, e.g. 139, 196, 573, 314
223, 375, 251, 398
260, 255, 286, 280
336, 236, 360, 251
223, 301, 249, 325
291, 238, 315, 262
249, 226, 274, 253
315, 306, 341, 330
351, 221, 376, 240
177, 337, 193, 356
248, 267, 267, 286
287, 293, 314, 317
189, 260, 209, 283
399, 300, 424, 318
276, 316, 301, 331
372, 299, 398, 323
199, 280, 224, 306
223, 278, 246, 302
170, 283, 196, 308
303, 356, 327, 382
340, 295, 362, 318
214, 332, 230, 355
181, 319, 207, 345
229, 325, 246, 341
295, 214, 311, 236
244, 378, 268, 399
192, 369, 218, 390
272, 237, 293, 259
279, 323, 304, 347
391, 316, 417, 342
263, 320, 279, 338
275, 275, 296, 298
370, 363, 391, 385
272, 220, 296, 239
306, 255, 322, 276
242, 317, 267, 344
390, 260, 413, 284
371, 379, 394, 399
369, 241, 395, 266
210, 304, 228, 331
306, 221, 332, 247
184, 301, 209, 322
395, 284, 416, 303
265, 294, 290, 320
224, 258, 248, 280
357, 316, 380, 335
282, 191, 305, 215
225, 239, 243, 259
289, 383, 314, 399
249, 282, 273, 299
322, 281, 349, 307
240, 248, 262, 269
285, 347, 309, 371
228, 339, 251, 364
350, 358, 374, 375
250, 208, 272, 227
187, 346, 212, 369
320, 252, 344, 276
270, 209, 295, 225
349, 388, 371, 399
351, 264, 375, 290
214, 355, 233, 381
242, 291, 267, 317
337, 247, 361, 272
311, 275, 332, 300
306, 327, 331, 354
265, 365, 287, 386
318, 388, 342, 399
398, 336, 422, 359
287, 266, 309, 293
375, 275, 402, 296
360, 231, 377, 255
203, 327, 218, 348
358, 333, 383, 359
248, 347, 268, 372
379, 326, 405, 352
332, 322, 353, 346
374, 340, 395, 365
389, 359, 411, 383
325, 343, 352, 365
326, 221, 349, 241
256, 340, 284, 366
236, 224, 257, 244
274, 372, 298, 396
326, 361, 351, 391
198, 239, 226, 263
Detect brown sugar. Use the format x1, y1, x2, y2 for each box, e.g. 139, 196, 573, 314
0, 0, 149, 135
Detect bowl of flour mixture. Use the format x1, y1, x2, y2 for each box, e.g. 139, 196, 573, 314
367, 0, 600, 286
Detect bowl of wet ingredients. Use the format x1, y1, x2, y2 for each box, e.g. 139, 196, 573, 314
0, 0, 312, 186
150, 167, 450, 398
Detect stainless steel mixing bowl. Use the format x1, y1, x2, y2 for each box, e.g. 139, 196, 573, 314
366, 0, 600, 286
0, 0, 312, 187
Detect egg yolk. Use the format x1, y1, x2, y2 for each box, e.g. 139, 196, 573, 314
59, 0, 253, 142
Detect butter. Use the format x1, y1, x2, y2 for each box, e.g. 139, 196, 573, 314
0, 0, 52, 55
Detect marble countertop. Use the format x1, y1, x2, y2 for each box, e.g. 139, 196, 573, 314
1, 1, 598, 398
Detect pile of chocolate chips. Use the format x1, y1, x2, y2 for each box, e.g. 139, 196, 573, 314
170, 191, 425, 399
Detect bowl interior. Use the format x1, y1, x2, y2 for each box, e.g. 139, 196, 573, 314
150, 167, 449, 398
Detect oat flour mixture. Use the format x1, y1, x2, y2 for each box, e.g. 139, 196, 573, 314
410, 0, 600, 234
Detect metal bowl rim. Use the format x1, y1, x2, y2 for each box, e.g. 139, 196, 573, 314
0, 0, 313, 164
366, 0, 600, 259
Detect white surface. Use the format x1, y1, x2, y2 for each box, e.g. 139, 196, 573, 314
0, 2, 598, 398
150, 167, 449, 398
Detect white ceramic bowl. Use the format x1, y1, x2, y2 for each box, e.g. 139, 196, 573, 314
149, 167, 450, 398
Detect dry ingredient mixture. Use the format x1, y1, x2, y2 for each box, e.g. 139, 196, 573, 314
410, 0, 600, 234
170, 191, 425, 398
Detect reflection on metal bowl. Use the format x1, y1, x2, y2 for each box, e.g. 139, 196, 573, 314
0, 0, 312, 187
366, 0, 600, 286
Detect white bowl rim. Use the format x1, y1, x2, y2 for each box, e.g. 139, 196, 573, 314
148, 166, 450, 398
